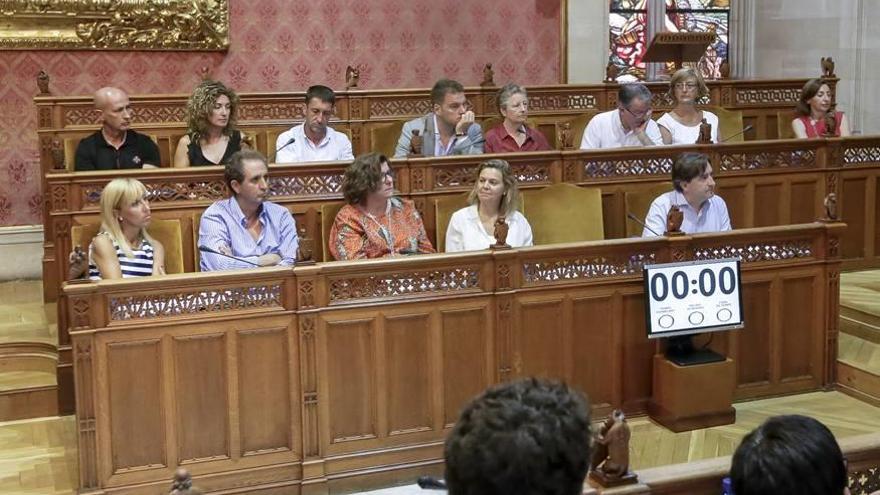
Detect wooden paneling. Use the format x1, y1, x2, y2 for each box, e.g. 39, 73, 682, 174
323, 318, 377, 444
237, 328, 293, 455
173, 333, 229, 462
779, 276, 819, 380
842, 177, 868, 259
107, 339, 165, 472
791, 180, 820, 224
570, 294, 617, 409
65, 223, 845, 494
440, 306, 490, 427
736, 281, 772, 387
754, 183, 783, 227
384, 313, 433, 435
516, 296, 566, 379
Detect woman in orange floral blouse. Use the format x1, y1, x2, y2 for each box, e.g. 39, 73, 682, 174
329, 153, 434, 260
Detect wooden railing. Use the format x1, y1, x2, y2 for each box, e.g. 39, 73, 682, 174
65, 222, 843, 494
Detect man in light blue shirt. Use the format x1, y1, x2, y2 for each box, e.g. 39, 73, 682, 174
643, 152, 731, 237
199, 150, 299, 271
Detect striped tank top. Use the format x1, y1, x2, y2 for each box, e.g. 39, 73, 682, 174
88, 233, 154, 280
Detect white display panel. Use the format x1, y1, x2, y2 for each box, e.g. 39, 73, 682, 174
643, 258, 744, 339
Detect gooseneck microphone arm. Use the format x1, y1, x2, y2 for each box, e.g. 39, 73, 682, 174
721, 125, 754, 143
627, 212, 661, 237
275, 136, 296, 153
198, 245, 261, 267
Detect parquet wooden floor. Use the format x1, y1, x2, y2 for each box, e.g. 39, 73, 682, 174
0, 391, 877, 494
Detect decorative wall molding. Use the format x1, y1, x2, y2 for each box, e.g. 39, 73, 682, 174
0, 0, 229, 50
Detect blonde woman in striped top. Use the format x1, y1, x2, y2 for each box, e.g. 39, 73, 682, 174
87, 178, 165, 280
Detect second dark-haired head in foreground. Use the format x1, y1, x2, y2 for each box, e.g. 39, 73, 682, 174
642, 152, 731, 236
445, 378, 593, 495
330, 152, 434, 259
731, 414, 849, 495
198, 150, 299, 271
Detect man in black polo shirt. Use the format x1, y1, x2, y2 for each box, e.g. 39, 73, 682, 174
74, 87, 160, 171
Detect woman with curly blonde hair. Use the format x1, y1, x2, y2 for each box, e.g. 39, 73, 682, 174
174, 79, 243, 167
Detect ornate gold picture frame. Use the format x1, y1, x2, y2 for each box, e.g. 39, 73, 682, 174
0, 0, 229, 50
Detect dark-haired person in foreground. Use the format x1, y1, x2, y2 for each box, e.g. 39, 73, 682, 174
394, 78, 484, 157
731, 415, 853, 495
198, 150, 298, 271
274, 85, 354, 163
444, 378, 593, 495
642, 152, 730, 236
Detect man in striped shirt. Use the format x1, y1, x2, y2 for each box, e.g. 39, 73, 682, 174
198, 150, 299, 271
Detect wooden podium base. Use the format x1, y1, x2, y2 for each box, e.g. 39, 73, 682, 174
588, 469, 638, 487
648, 355, 736, 432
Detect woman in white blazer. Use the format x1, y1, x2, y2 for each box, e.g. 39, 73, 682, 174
445, 159, 533, 252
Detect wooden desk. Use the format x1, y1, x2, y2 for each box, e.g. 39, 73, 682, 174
65, 222, 843, 494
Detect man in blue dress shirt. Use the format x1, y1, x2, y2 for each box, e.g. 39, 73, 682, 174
199, 150, 299, 271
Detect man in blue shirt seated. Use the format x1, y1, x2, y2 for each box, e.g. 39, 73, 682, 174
199, 150, 299, 271
643, 152, 731, 236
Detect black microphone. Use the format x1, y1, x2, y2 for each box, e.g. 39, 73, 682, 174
416, 476, 447, 490
198, 245, 261, 267
627, 212, 661, 237
721, 124, 754, 143
275, 136, 296, 153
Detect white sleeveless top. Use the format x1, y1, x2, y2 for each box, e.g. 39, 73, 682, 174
657, 111, 719, 144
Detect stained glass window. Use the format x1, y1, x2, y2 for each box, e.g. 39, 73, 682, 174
609, 0, 730, 81
609, 0, 648, 82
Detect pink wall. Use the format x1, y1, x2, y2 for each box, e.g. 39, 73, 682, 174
0, 0, 562, 227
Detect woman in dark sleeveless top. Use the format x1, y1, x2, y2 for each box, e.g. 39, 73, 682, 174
791, 78, 851, 139
174, 80, 244, 167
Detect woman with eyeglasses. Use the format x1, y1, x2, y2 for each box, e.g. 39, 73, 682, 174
329, 152, 434, 260
445, 159, 532, 252
484, 84, 552, 153
657, 67, 718, 145
791, 78, 851, 138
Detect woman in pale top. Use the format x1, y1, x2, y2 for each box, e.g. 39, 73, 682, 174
86, 178, 165, 279
329, 153, 434, 260
173, 79, 243, 167
657, 67, 719, 145
791, 78, 851, 138
445, 159, 533, 252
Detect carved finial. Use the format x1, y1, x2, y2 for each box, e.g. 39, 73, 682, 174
296, 225, 316, 264
821, 57, 835, 78
559, 122, 574, 150
491, 216, 510, 249
824, 108, 837, 137
50, 134, 65, 170
199, 66, 212, 80
408, 129, 423, 156
719, 58, 730, 79
822, 193, 838, 222
170, 468, 203, 495
665, 205, 684, 235
589, 410, 638, 487
696, 118, 713, 144
480, 63, 495, 87
604, 61, 619, 83
37, 70, 50, 95
345, 65, 360, 90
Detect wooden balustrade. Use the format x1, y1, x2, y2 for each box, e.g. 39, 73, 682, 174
65, 222, 844, 494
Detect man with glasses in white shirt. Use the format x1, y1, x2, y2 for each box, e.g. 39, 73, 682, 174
580, 83, 663, 149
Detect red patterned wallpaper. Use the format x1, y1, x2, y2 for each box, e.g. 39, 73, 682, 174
0, 0, 563, 227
